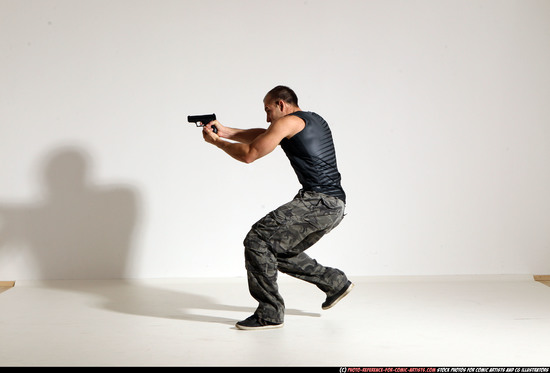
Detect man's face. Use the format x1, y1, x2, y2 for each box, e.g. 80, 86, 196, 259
263, 98, 284, 123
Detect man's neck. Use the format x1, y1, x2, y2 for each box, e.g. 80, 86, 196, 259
284, 106, 301, 115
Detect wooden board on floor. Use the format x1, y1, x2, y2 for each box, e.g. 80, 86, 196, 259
534, 275, 550, 287
0, 281, 15, 294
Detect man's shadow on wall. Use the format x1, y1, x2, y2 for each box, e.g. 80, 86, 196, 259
0, 147, 136, 280
0, 146, 319, 325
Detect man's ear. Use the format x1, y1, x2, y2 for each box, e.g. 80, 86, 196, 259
276, 100, 285, 111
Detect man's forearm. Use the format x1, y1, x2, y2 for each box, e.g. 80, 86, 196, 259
223, 127, 266, 144
213, 139, 255, 164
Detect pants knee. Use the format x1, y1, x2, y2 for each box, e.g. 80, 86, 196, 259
243, 230, 277, 277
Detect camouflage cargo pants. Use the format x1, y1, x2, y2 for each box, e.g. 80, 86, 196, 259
243, 190, 348, 324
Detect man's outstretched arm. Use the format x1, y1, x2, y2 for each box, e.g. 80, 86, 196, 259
204, 121, 265, 144
224, 128, 266, 145
202, 116, 303, 164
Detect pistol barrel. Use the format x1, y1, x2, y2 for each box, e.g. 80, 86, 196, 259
187, 113, 216, 125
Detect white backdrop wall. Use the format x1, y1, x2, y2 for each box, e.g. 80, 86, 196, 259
1, 0, 549, 280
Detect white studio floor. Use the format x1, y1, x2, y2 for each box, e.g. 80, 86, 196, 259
1, 275, 549, 367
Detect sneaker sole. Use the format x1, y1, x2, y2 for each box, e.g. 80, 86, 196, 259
235, 322, 284, 331
322, 282, 354, 310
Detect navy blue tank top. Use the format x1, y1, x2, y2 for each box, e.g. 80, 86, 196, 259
280, 111, 346, 203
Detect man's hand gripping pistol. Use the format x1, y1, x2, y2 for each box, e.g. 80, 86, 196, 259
188, 114, 218, 134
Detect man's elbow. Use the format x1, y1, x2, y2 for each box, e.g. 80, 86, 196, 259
242, 154, 256, 164
241, 146, 263, 164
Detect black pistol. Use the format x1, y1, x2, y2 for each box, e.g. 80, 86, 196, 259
188, 113, 217, 134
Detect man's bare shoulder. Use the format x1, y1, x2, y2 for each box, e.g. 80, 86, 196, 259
269, 113, 305, 139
